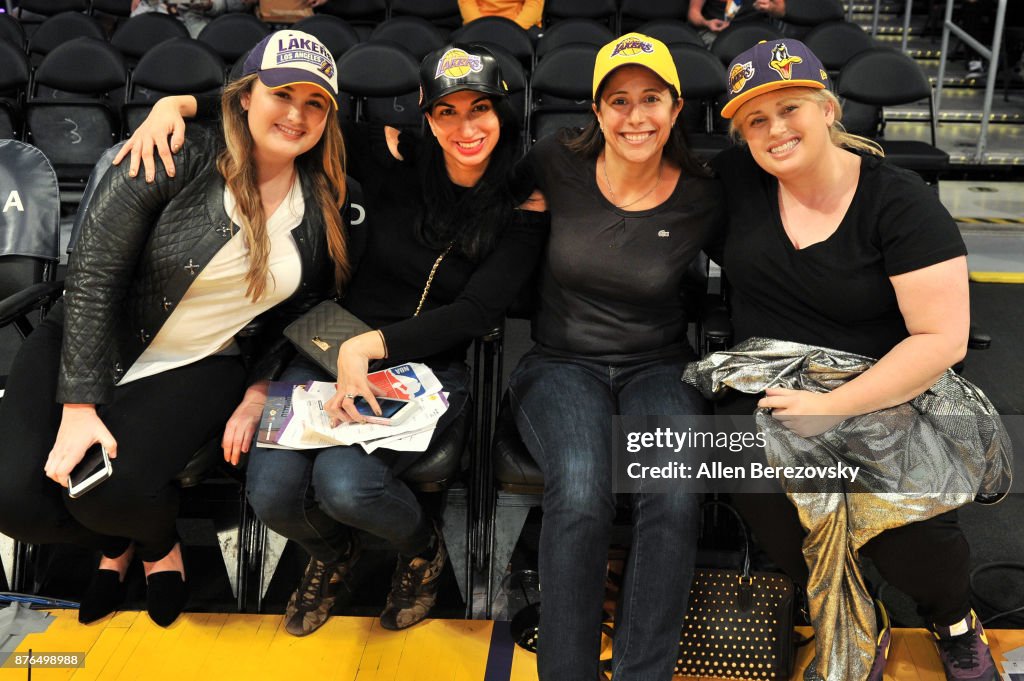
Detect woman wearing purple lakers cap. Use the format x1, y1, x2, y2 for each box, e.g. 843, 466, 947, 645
709, 40, 995, 681
117, 42, 547, 635
0, 29, 348, 628
507, 32, 723, 681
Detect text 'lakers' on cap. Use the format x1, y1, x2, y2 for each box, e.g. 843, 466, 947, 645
419, 43, 508, 110
242, 30, 339, 109
591, 33, 681, 101
721, 39, 828, 118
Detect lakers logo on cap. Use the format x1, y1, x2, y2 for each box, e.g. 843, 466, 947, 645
434, 48, 483, 79
768, 43, 802, 80
610, 36, 655, 58
729, 61, 755, 94
318, 60, 334, 78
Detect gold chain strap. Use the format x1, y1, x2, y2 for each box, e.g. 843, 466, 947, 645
413, 243, 454, 317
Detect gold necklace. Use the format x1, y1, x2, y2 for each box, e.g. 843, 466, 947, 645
601, 154, 662, 209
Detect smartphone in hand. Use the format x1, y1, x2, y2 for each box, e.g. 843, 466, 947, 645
352, 396, 418, 426
67, 443, 113, 498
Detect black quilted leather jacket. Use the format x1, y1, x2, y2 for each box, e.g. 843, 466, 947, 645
57, 129, 338, 405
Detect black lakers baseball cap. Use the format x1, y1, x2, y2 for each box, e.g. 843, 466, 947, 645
721, 39, 829, 119
419, 43, 508, 111
242, 30, 339, 109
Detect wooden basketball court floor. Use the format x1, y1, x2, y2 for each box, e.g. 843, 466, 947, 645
1, 611, 1022, 681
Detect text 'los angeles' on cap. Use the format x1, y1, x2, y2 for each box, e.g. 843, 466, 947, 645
242, 30, 339, 109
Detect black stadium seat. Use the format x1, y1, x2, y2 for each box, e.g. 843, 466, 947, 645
335, 41, 421, 131
197, 13, 271, 64
292, 14, 361, 59
0, 42, 30, 140
529, 43, 598, 143
535, 18, 613, 61
544, 0, 617, 30
670, 43, 731, 161
452, 16, 534, 69
389, 0, 461, 28
838, 47, 949, 180
24, 38, 126, 198
619, 0, 689, 33
804, 20, 877, 77
370, 16, 447, 60
635, 19, 704, 48
710, 22, 783, 65
111, 12, 191, 66
0, 13, 26, 50
317, 0, 387, 41
124, 38, 225, 135
18, 0, 89, 16
27, 12, 107, 65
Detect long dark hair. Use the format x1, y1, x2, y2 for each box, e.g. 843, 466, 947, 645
414, 96, 521, 262
562, 77, 712, 179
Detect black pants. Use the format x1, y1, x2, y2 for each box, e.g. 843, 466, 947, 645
717, 391, 972, 626
0, 306, 247, 562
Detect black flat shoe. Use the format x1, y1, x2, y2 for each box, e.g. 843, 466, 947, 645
78, 569, 126, 624
146, 571, 187, 627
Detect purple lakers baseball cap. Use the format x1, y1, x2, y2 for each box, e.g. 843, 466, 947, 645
242, 30, 339, 109
721, 39, 829, 119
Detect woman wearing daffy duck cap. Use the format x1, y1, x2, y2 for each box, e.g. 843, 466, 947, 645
117, 42, 548, 635
509, 33, 724, 681
708, 40, 996, 681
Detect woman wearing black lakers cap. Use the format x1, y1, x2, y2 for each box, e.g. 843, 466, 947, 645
118, 44, 548, 634
508, 32, 724, 681
710, 40, 997, 681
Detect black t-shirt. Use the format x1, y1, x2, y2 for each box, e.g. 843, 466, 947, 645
711, 145, 967, 360
340, 122, 549, 364
520, 134, 725, 363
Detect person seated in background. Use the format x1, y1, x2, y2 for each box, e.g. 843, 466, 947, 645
130, 0, 258, 37
458, 0, 543, 31
0, 30, 349, 628
688, 0, 786, 45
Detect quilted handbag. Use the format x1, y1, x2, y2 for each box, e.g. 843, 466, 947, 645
283, 300, 371, 377
675, 501, 798, 679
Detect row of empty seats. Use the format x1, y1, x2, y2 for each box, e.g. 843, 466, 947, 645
0, 14, 947, 202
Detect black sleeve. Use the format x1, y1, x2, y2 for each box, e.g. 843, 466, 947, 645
379, 208, 550, 359
58, 133, 213, 404
194, 93, 222, 122
339, 120, 416, 184
876, 166, 967, 276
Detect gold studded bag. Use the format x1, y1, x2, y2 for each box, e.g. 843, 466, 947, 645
675, 502, 798, 680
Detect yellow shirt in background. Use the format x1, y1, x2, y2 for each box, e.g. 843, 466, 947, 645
458, 0, 544, 29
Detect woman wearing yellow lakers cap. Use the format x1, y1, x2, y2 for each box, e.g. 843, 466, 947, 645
508, 32, 723, 681
709, 40, 995, 681
114, 42, 548, 635
0, 30, 349, 628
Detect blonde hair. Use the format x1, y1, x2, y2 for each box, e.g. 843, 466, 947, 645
218, 74, 351, 302
729, 87, 884, 157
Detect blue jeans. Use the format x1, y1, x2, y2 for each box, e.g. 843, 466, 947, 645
246, 357, 470, 560
509, 347, 706, 681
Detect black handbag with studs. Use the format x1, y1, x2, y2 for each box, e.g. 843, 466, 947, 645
675, 501, 798, 680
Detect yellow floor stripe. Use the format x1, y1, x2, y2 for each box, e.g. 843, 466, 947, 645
4, 612, 1024, 681
970, 272, 1024, 283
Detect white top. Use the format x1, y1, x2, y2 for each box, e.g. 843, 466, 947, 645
119, 179, 305, 385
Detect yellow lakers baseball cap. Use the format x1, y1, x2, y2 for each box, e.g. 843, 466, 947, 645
591, 33, 681, 101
